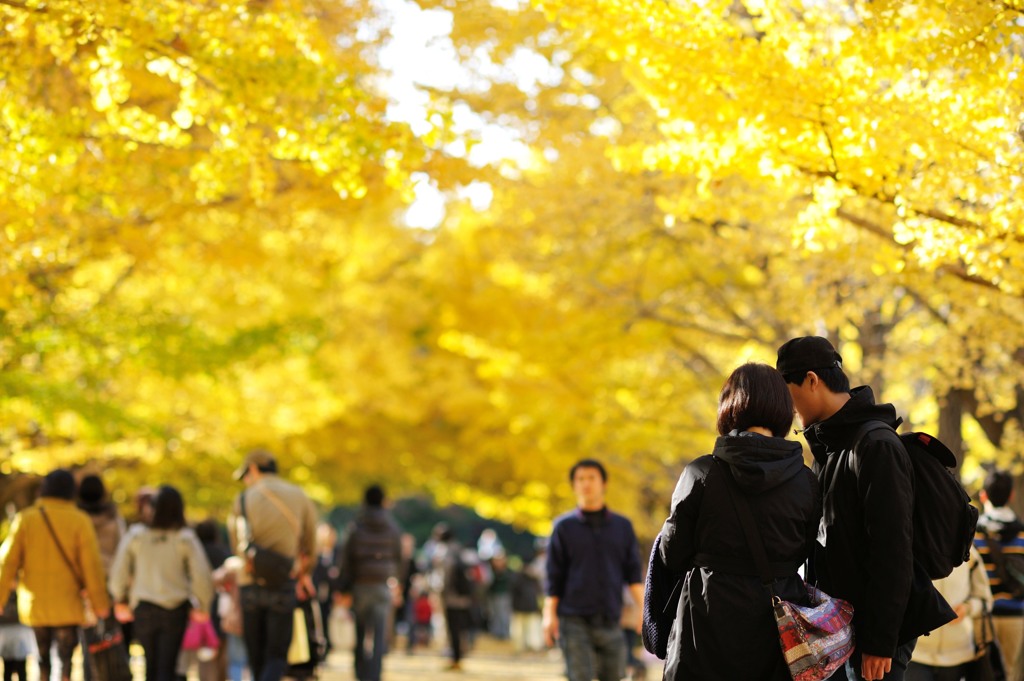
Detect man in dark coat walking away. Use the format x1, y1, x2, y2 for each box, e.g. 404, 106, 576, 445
339, 485, 403, 681
777, 336, 955, 681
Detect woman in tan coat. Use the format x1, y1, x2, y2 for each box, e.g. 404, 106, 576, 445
0, 469, 111, 681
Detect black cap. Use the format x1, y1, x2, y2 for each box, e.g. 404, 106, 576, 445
776, 336, 843, 376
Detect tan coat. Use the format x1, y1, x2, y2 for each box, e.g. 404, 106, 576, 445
83, 503, 126, 575
0, 499, 111, 626
228, 475, 318, 587
911, 546, 993, 667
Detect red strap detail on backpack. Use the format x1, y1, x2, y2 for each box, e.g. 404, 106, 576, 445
916, 433, 932, 446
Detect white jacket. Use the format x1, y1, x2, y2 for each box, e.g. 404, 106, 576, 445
109, 525, 214, 613
911, 546, 993, 667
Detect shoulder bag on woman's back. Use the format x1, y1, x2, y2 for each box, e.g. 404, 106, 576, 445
39, 507, 133, 681
716, 459, 855, 681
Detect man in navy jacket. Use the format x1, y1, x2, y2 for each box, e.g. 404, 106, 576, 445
544, 459, 643, 681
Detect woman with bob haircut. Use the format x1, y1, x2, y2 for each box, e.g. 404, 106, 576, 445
109, 485, 214, 681
655, 363, 821, 680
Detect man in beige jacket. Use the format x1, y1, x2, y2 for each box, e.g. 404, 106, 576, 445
0, 469, 111, 681
228, 449, 318, 681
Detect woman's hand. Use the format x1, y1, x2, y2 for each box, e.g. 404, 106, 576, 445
114, 603, 134, 623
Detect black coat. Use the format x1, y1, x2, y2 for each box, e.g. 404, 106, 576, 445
659, 432, 819, 681
802, 386, 955, 657
339, 507, 403, 590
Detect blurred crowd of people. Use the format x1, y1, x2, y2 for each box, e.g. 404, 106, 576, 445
0, 453, 649, 681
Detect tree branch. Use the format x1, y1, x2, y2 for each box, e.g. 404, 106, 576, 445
0, 0, 45, 13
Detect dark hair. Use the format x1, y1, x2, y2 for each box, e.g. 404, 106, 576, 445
150, 485, 186, 530
432, 522, 453, 542
783, 366, 851, 394
78, 474, 106, 504
40, 469, 76, 500
194, 519, 221, 545
985, 469, 1014, 507
364, 484, 385, 508
569, 459, 607, 483
717, 363, 793, 437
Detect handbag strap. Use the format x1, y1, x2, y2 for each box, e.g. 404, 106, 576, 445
39, 506, 85, 590
258, 487, 300, 535
714, 457, 776, 593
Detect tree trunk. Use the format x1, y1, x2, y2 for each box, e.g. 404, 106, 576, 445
857, 313, 889, 397
937, 390, 965, 474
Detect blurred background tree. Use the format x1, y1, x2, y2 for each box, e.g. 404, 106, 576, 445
2, 0, 1023, 538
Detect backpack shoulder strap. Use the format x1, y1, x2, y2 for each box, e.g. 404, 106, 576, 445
979, 525, 1024, 599
982, 526, 1013, 577
852, 419, 902, 451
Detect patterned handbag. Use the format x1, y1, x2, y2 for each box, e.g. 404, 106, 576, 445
774, 584, 855, 681
717, 458, 855, 681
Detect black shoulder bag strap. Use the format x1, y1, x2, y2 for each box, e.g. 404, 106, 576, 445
239, 488, 299, 546
39, 506, 85, 590
714, 457, 776, 600
239, 492, 255, 546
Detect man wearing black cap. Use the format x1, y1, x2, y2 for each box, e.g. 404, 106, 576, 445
777, 337, 954, 681
228, 449, 318, 681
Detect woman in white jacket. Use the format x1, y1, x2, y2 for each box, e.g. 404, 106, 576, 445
110, 485, 214, 681
907, 545, 993, 681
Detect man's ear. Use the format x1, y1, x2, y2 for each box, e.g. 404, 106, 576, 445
806, 371, 820, 390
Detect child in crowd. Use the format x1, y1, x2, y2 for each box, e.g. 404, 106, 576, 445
406, 578, 433, 652
214, 556, 249, 681
0, 589, 37, 681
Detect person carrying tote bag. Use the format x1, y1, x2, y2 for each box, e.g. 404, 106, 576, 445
654, 363, 820, 680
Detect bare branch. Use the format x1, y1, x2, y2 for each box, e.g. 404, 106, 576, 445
0, 0, 44, 12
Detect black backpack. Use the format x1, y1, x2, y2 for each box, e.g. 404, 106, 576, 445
980, 521, 1024, 600
855, 420, 979, 580
450, 552, 474, 597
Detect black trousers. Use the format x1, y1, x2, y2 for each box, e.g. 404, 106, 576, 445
134, 601, 190, 681
444, 607, 471, 663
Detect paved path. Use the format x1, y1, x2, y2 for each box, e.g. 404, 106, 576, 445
320, 647, 568, 680
50, 632, 664, 680
315, 638, 663, 681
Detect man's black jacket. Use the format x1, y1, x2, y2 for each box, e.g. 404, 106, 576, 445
339, 507, 403, 590
803, 386, 954, 657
